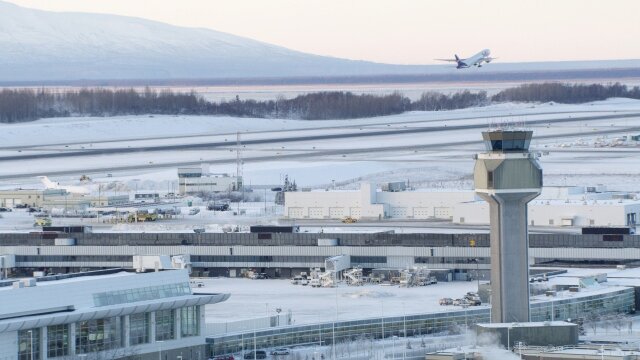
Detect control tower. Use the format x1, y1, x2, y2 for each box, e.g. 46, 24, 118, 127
474, 130, 542, 323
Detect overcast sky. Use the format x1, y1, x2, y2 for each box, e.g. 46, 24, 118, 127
8, 0, 640, 65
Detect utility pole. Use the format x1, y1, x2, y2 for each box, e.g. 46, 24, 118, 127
236, 132, 243, 214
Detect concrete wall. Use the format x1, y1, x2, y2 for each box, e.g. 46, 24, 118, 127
476, 322, 578, 349
0, 331, 16, 360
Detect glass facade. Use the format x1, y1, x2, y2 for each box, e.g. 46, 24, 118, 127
18, 329, 40, 360
93, 283, 191, 307
75, 317, 123, 354
156, 309, 176, 341
129, 312, 151, 346
530, 288, 635, 322
47, 324, 69, 358
181, 306, 200, 337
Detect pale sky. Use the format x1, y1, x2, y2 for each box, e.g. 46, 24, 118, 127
7, 0, 640, 65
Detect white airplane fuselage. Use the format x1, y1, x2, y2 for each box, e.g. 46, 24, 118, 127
455, 49, 493, 69
38, 176, 90, 195
436, 49, 494, 69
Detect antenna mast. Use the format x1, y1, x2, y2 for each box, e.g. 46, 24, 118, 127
236, 132, 243, 180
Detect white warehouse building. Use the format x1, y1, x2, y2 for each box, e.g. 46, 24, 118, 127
453, 199, 640, 227
284, 183, 476, 220
0, 269, 228, 360
285, 183, 639, 227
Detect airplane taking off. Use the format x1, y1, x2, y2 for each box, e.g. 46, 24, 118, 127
436, 49, 496, 69
38, 176, 90, 195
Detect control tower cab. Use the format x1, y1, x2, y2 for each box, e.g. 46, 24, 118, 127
474, 130, 542, 323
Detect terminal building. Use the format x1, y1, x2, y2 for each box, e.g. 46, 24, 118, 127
0, 268, 228, 360
1, 231, 640, 280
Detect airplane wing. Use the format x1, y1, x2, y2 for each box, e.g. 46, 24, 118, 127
434, 58, 458, 62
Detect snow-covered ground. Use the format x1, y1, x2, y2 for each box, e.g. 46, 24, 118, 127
203, 266, 640, 325
1, 98, 639, 194
203, 277, 480, 324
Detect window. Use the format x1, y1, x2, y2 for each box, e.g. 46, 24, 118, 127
155, 310, 175, 341
75, 317, 122, 354
487, 171, 494, 188
603, 235, 623, 242
351, 256, 387, 264
18, 329, 40, 360
93, 283, 191, 307
47, 324, 69, 358
129, 313, 150, 345
180, 306, 200, 337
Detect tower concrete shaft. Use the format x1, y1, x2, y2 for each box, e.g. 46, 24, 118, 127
474, 130, 542, 323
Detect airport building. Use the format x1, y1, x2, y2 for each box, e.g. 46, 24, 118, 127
284, 183, 475, 220
1, 232, 640, 280
0, 189, 66, 208
0, 268, 228, 360
284, 183, 639, 227
177, 165, 242, 195
454, 198, 640, 227
0, 189, 129, 211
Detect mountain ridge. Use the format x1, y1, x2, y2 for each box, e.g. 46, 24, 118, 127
0, 1, 639, 82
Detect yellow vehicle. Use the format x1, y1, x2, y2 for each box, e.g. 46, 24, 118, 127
341, 216, 357, 224
127, 211, 158, 222
34, 217, 52, 227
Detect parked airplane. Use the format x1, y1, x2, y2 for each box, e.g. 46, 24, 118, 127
436, 49, 495, 69
38, 176, 90, 195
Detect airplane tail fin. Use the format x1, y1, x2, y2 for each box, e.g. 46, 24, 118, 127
455, 54, 460, 61
38, 176, 57, 189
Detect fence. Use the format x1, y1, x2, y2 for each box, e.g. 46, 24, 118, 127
206, 287, 635, 356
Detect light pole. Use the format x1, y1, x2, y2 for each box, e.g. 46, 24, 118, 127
333, 285, 338, 360
28, 330, 33, 360
156, 340, 164, 360
474, 258, 480, 292
381, 300, 385, 357
392, 335, 398, 360
402, 302, 406, 360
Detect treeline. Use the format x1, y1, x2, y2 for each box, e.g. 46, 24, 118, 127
1, 82, 639, 123
0, 88, 486, 123
492, 82, 640, 103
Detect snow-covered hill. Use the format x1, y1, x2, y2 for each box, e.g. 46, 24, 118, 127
0, 1, 639, 82
0, 1, 428, 81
